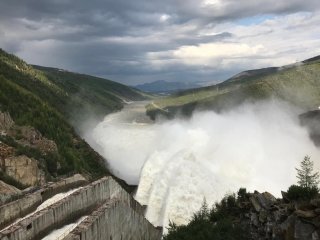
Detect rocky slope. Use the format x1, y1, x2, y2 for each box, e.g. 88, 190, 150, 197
164, 189, 320, 240
0, 48, 147, 193
0, 111, 57, 188
235, 190, 320, 240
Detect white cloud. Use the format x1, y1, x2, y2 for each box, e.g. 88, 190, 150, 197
1, 1, 320, 84
173, 43, 264, 65
145, 11, 320, 76
159, 14, 170, 22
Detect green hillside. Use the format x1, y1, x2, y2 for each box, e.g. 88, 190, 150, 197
0, 48, 147, 180
33, 65, 148, 127
147, 57, 320, 119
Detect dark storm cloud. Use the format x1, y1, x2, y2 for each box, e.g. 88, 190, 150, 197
0, 0, 320, 84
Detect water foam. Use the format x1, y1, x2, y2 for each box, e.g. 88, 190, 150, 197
89, 100, 320, 229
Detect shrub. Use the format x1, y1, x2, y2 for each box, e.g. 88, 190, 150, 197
287, 184, 319, 201
296, 156, 319, 188
164, 191, 250, 240
237, 188, 249, 201
210, 193, 239, 222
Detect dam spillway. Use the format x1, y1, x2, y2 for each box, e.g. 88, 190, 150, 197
0, 176, 162, 240
0, 174, 88, 230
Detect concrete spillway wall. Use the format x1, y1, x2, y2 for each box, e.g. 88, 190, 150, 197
0, 192, 42, 230
40, 174, 88, 201
0, 177, 160, 240
64, 198, 162, 240
0, 174, 87, 230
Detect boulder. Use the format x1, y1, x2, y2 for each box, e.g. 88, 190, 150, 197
0, 180, 21, 204
280, 215, 296, 240
0, 142, 15, 168
294, 218, 316, 240
250, 191, 277, 212
274, 208, 288, 222
0, 111, 14, 131
295, 210, 317, 219
3, 155, 45, 186
251, 195, 262, 212
295, 201, 315, 211
251, 212, 259, 226
259, 209, 268, 223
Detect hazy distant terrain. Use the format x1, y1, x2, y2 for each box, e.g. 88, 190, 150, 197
134, 80, 201, 94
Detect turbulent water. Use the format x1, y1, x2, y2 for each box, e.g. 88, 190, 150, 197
42, 216, 87, 240
86, 100, 320, 230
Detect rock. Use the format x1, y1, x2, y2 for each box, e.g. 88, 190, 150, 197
230, 188, 320, 240
0, 142, 15, 168
313, 230, 320, 240
272, 225, 284, 239
0, 180, 20, 194
259, 209, 268, 223
295, 210, 317, 218
3, 155, 45, 186
294, 218, 316, 239
0, 111, 14, 132
311, 199, 320, 208
251, 212, 259, 227
250, 191, 277, 212
251, 195, 262, 212
281, 191, 290, 203
274, 208, 288, 222
0, 180, 21, 204
295, 201, 314, 211
260, 192, 277, 206
9, 126, 58, 154
280, 215, 296, 240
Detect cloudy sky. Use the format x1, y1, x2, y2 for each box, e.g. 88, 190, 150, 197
1, 0, 320, 85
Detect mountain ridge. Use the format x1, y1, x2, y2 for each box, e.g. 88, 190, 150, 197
147, 55, 320, 119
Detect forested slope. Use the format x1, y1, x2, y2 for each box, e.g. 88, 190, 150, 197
0, 48, 146, 180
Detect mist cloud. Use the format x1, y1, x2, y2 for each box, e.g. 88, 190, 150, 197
86, 100, 320, 230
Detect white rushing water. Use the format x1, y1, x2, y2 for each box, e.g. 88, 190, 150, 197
42, 216, 87, 240
87, 100, 320, 230
37, 188, 81, 211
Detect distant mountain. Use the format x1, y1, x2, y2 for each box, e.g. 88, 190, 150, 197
0, 48, 148, 187
134, 80, 201, 93
147, 55, 320, 119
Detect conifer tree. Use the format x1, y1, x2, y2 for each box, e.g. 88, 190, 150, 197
296, 156, 319, 188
